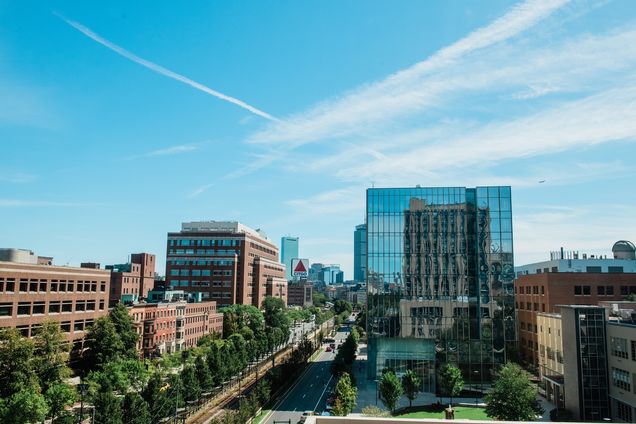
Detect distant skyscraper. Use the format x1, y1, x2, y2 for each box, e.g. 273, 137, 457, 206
366, 186, 515, 392
354, 224, 367, 282
281, 236, 299, 281
323, 265, 344, 285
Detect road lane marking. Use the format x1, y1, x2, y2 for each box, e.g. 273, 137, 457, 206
313, 374, 333, 412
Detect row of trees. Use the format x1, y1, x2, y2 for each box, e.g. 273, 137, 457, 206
0, 322, 76, 423
330, 327, 359, 379
375, 362, 543, 421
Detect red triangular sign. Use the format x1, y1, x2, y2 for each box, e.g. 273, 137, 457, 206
294, 261, 307, 273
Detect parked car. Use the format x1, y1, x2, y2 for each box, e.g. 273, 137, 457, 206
325, 346, 332, 352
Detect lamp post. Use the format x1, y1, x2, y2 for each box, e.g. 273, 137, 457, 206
374, 379, 379, 406
77, 382, 88, 424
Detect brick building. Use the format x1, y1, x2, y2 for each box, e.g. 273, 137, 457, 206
0, 252, 110, 346
129, 300, 222, 357
107, 253, 156, 306
165, 221, 287, 307
288, 281, 313, 307
516, 272, 636, 366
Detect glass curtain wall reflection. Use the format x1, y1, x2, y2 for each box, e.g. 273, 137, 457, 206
366, 186, 515, 393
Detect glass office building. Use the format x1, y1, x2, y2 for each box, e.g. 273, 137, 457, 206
354, 224, 367, 283
366, 186, 515, 392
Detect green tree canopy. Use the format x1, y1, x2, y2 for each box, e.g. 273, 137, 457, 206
45, 382, 77, 420
332, 372, 357, 416
485, 362, 543, 421
402, 369, 422, 408
109, 303, 139, 359
334, 300, 353, 315
262, 296, 291, 331
122, 391, 150, 424
1, 389, 49, 424
84, 317, 125, 370
438, 363, 464, 405
0, 328, 39, 398
33, 321, 71, 392
92, 388, 123, 424
181, 365, 201, 402
379, 370, 403, 413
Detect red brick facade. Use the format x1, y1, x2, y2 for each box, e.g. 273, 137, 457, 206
515, 272, 636, 366
129, 301, 222, 357
0, 261, 110, 344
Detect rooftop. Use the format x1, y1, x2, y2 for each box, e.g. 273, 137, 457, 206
180, 220, 269, 240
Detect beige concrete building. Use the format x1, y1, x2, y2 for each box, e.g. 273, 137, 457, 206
537, 312, 564, 409
607, 320, 636, 422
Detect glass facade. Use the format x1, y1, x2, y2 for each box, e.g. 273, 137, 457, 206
354, 224, 367, 283
366, 186, 515, 392
281, 236, 299, 281
573, 307, 610, 421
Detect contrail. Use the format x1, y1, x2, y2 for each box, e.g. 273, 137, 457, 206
55, 12, 277, 121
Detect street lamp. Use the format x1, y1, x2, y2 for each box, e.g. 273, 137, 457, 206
77, 382, 88, 424
374, 379, 379, 406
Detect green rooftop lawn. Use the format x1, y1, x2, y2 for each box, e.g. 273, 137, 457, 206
397, 405, 491, 420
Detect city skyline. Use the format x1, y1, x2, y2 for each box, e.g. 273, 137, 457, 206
2, 0, 636, 278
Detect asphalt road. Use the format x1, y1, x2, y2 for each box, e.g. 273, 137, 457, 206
263, 327, 350, 424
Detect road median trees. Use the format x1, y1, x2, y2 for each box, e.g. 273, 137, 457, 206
332, 372, 357, 416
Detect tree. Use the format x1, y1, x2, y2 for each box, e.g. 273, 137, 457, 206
402, 369, 421, 408
93, 388, 123, 424
181, 365, 201, 402
84, 318, 125, 370
33, 321, 71, 392
122, 392, 150, 424
1, 389, 49, 424
195, 355, 214, 392
332, 372, 357, 416
438, 363, 464, 405
45, 382, 77, 421
109, 303, 139, 359
262, 297, 291, 333
379, 370, 403, 413
0, 328, 38, 398
141, 371, 166, 419
334, 300, 353, 315
485, 362, 544, 421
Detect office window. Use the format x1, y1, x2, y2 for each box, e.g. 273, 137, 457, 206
49, 302, 61, 314
541, 286, 545, 295
615, 399, 632, 422
632, 341, 636, 361
62, 301, 72, 313
607, 286, 614, 296
575, 286, 582, 295
612, 368, 631, 391
32, 302, 45, 314
597, 286, 605, 295
586, 266, 602, 273
19, 282, 27, 292
99, 300, 105, 310
611, 337, 629, 359
608, 266, 624, 274
17, 302, 30, 315
0, 303, 12, 317
74, 321, 85, 332
29, 282, 38, 292
583, 286, 590, 295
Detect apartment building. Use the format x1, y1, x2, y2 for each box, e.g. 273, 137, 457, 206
165, 221, 287, 307
129, 300, 222, 357
0, 250, 110, 345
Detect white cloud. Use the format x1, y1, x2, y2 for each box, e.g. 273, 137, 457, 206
0, 199, 96, 207
248, 0, 569, 147
514, 204, 636, 264
0, 173, 36, 183
126, 143, 201, 160
56, 12, 277, 121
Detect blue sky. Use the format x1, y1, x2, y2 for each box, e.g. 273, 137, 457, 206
2, 0, 635, 278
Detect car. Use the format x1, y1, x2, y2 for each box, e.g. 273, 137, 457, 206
329, 343, 336, 349
299, 411, 314, 423
325, 346, 332, 352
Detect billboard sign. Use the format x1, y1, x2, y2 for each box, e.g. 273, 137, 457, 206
291, 258, 309, 278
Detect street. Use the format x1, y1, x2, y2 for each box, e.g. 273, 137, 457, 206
263, 327, 350, 424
